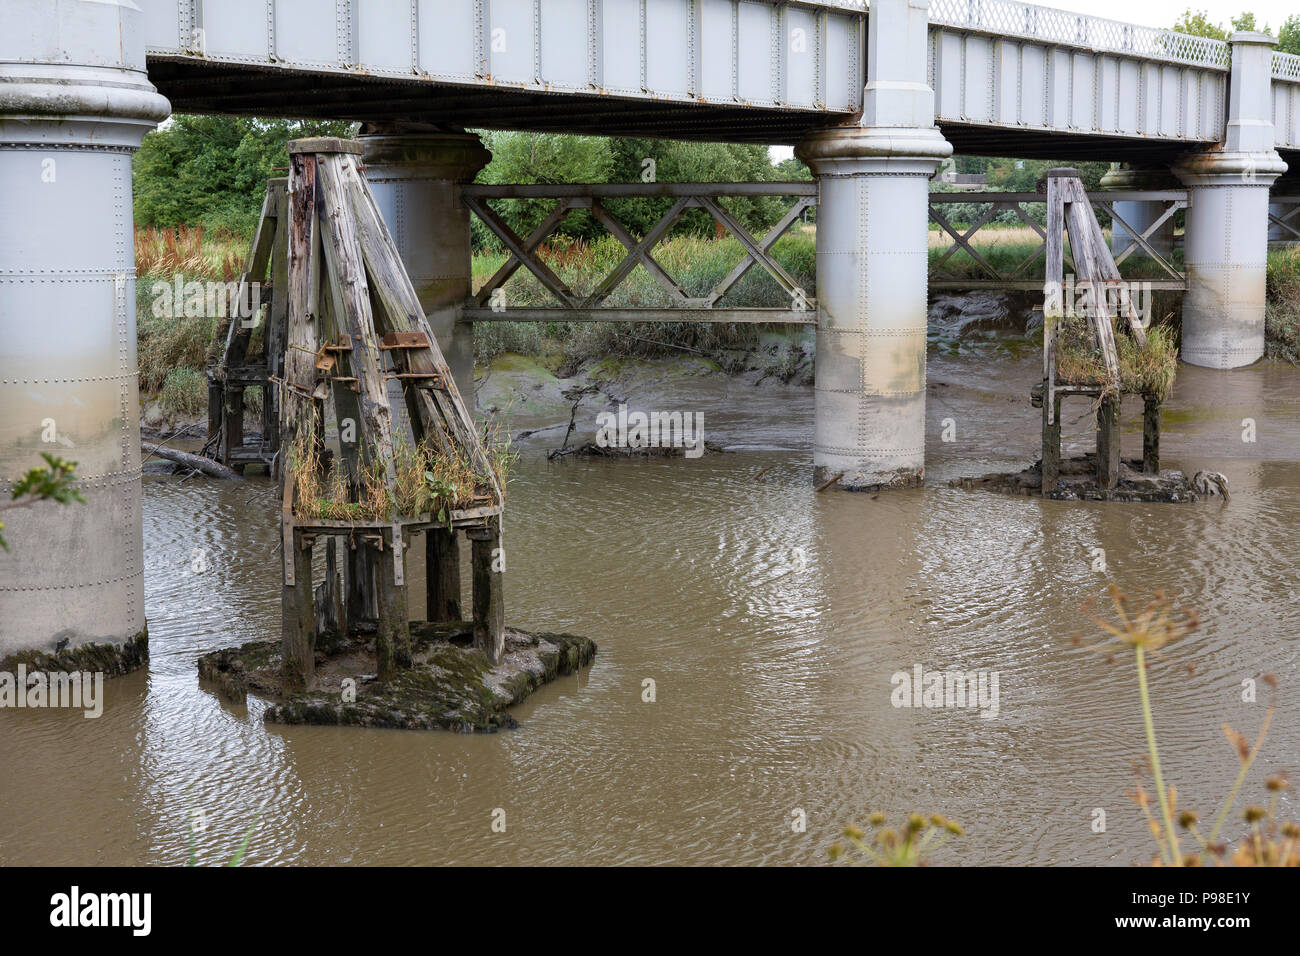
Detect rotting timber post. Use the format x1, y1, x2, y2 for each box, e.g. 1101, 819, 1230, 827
206, 178, 289, 473
276, 137, 507, 692
1036, 168, 1165, 497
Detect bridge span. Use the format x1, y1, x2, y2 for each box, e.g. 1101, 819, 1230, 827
0, 0, 1296, 661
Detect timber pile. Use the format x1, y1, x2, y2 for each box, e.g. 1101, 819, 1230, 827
271, 137, 507, 692
1033, 168, 1182, 500
205, 178, 288, 473
953, 168, 1215, 503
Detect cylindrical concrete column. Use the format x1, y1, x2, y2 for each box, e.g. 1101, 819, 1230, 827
1099, 164, 1179, 259
795, 0, 951, 490
0, 1, 170, 663
359, 125, 490, 406
1174, 32, 1287, 369
798, 128, 951, 490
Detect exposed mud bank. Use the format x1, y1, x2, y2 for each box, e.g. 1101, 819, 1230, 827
197, 622, 596, 732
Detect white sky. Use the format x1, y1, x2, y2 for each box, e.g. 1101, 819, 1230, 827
768, 0, 1294, 161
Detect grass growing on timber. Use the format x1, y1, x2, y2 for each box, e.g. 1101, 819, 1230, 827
290, 419, 514, 523
1053, 319, 1180, 402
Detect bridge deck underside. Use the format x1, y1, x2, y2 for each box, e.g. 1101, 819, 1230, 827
148, 61, 1299, 169
147, 59, 851, 144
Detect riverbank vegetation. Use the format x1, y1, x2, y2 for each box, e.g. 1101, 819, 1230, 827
1267, 246, 1300, 364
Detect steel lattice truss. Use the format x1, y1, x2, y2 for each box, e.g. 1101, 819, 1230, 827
462, 183, 819, 325
928, 190, 1191, 291
1271, 197, 1300, 243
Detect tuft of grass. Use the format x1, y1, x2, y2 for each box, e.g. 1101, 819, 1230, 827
829, 812, 964, 866
135, 224, 244, 281
1054, 317, 1179, 403
1266, 246, 1300, 364
158, 367, 208, 418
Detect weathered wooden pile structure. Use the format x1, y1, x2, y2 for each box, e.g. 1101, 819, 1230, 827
249, 137, 504, 692
205, 179, 287, 473
1035, 167, 1166, 496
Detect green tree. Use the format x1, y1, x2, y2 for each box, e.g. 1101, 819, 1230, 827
1279, 15, 1300, 54
133, 115, 358, 236
1173, 9, 1228, 39
1230, 13, 1269, 34
472, 131, 615, 244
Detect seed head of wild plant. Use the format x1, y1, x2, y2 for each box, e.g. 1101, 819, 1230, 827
1075, 589, 1296, 866
828, 811, 962, 866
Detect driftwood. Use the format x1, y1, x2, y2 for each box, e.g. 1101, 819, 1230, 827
142, 441, 241, 480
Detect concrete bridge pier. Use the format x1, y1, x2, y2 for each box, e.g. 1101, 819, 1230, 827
1174, 32, 1288, 369
0, 1, 169, 664
797, 0, 951, 490
1099, 164, 1179, 259
359, 125, 491, 405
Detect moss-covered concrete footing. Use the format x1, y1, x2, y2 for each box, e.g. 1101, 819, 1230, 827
0, 628, 149, 677
951, 455, 1209, 502
197, 622, 596, 732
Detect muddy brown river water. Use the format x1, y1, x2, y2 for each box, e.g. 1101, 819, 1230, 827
2, 340, 1298, 866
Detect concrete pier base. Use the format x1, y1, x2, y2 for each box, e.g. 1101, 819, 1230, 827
359, 125, 490, 405
0, 1, 169, 661
1174, 32, 1287, 369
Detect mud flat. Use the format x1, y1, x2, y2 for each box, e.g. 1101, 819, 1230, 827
950, 455, 1212, 503
197, 622, 595, 732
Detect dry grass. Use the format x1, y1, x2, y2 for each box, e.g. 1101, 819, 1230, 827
1054, 318, 1179, 402
928, 224, 1045, 249
135, 224, 245, 281
290, 421, 513, 524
